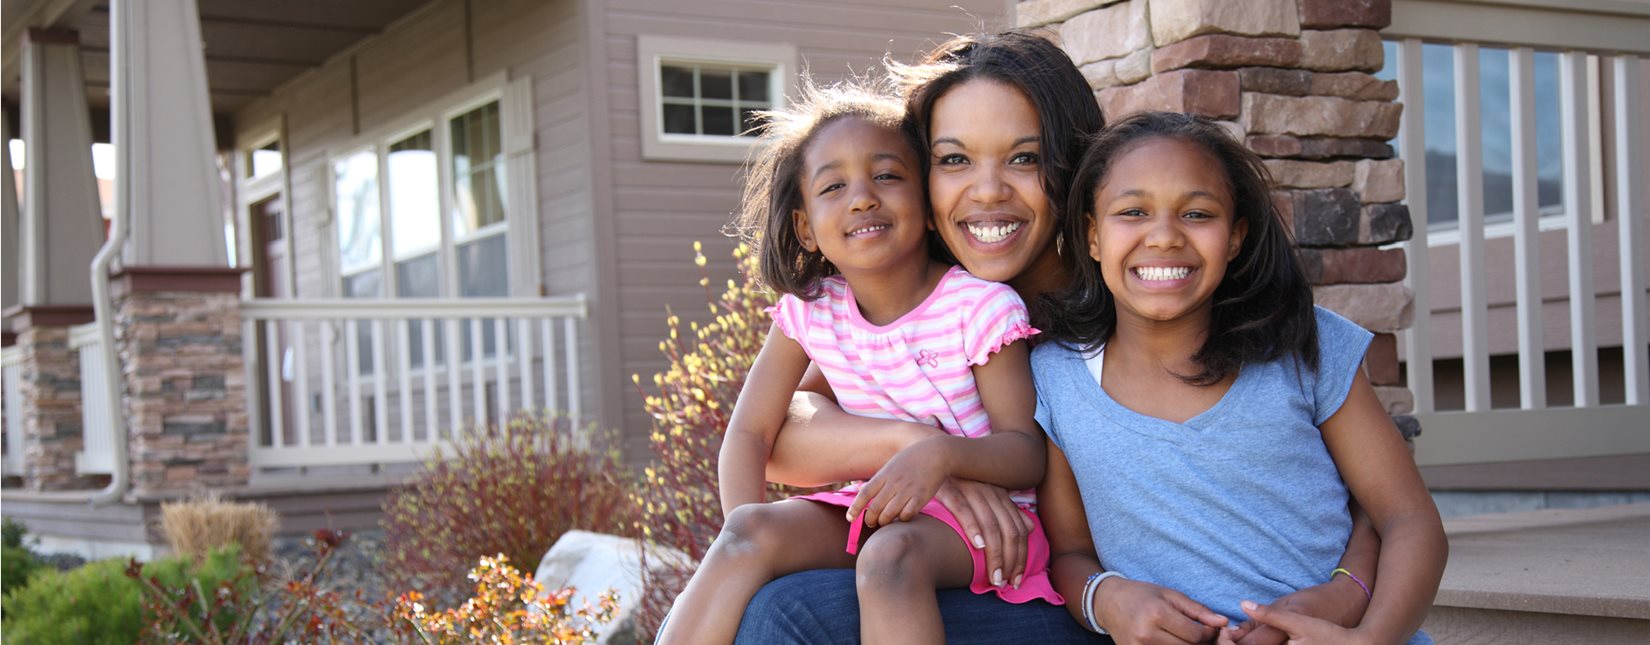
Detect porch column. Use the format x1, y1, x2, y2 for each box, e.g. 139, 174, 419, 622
3, 107, 19, 343
110, 0, 248, 496
1023, 0, 1418, 437
10, 29, 103, 490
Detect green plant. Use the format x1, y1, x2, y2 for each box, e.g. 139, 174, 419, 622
390, 554, 618, 644
631, 242, 805, 640
1, 547, 250, 644
2, 517, 44, 598
380, 413, 639, 598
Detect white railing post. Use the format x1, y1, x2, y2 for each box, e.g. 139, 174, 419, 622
1613, 55, 1647, 406
1509, 47, 1546, 410
1454, 43, 1491, 412
2, 348, 24, 476
1398, 38, 1435, 414
1559, 51, 1599, 408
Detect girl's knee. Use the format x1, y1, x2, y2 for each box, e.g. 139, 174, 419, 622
854, 525, 934, 591
710, 503, 791, 563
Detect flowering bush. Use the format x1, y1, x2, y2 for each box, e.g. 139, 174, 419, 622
390, 554, 618, 644
380, 413, 639, 598
631, 242, 807, 640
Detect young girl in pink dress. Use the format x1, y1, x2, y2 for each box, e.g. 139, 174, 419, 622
654, 80, 1060, 645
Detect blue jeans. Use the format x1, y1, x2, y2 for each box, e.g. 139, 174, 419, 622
732, 569, 1110, 645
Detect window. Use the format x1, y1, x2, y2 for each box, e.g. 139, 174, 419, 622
330, 84, 522, 369
659, 63, 772, 137
637, 35, 797, 162
246, 139, 282, 179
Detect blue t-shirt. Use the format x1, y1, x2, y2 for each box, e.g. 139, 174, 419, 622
1032, 306, 1429, 644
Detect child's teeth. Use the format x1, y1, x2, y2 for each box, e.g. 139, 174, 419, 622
967, 222, 1021, 243
1136, 267, 1190, 281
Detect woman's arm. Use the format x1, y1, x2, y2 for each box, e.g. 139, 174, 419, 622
844, 341, 1047, 526
1245, 371, 1447, 644
763, 363, 946, 487
717, 326, 811, 517
1040, 438, 1226, 644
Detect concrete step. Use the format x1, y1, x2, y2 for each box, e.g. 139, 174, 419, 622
1423, 503, 1650, 644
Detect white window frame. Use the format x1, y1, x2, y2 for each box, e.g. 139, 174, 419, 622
325, 72, 521, 300
637, 35, 798, 163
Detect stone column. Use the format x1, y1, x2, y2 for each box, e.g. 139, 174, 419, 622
1021, 0, 1417, 429
7, 29, 108, 490
107, 0, 250, 495
112, 269, 248, 496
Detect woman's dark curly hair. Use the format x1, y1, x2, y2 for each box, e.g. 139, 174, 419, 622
728, 78, 918, 299
1043, 111, 1319, 384
891, 29, 1105, 275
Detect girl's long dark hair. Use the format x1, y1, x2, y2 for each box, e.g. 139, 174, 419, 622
1043, 112, 1318, 384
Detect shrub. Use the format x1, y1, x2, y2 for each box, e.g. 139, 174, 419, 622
631, 242, 805, 640
380, 413, 639, 598
1, 547, 250, 644
2, 517, 44, 598
390, 554, 618, 644
159, 494, 280, 564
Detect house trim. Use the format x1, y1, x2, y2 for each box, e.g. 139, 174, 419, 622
1388, 0, 1650, 56
110, 266, 248, 294
635, 35, 798, 163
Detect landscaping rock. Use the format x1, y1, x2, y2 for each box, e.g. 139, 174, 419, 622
534, 530, 694, 645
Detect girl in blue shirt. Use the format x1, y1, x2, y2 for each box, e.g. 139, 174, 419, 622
1032, 111, 1447, 645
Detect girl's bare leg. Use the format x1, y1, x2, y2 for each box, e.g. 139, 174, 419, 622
854, 516, 976, 645
657, 500, 855, 645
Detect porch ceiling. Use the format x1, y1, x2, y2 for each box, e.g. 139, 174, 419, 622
2, 0, 433, 142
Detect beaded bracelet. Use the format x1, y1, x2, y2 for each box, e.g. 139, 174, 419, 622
1332, 567, 1373, 600
1082, 571, 1127, 634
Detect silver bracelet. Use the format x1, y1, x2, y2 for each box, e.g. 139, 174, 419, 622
1082, 570, 1127, 635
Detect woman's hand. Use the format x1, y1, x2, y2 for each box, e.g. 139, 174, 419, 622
934, 478, 1031, 588
1219, 601, 1374, 645
844, 437, 951, 528
1096, 577, 1228, 645
1221, 577, 1369, 645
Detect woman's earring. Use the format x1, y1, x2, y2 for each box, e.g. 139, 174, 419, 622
1056, 234, 1065, 258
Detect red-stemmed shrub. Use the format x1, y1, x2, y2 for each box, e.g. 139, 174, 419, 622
380, 413, 638, 598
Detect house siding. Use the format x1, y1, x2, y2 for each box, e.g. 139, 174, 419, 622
590, 0, 1014, 458
231, 0, 603, 431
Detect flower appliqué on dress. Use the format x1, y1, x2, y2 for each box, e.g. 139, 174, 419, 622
915, 349, 939, 368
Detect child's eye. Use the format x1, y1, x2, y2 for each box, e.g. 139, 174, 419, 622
1009, 152, 1040, 165
875, 172, 902, 182
935, 153, 967, 166
1183, 210, 1213, 220
1119, 208, 1148, 218
819, 182, 844, 196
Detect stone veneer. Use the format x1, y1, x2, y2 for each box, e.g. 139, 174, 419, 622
12, 307, 100, 490
1020, 0, 1417, 422
112, 268, 250, 496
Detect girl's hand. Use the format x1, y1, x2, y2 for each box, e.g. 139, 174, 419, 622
844, 437, 950, 528
1222, 577, 1369, 645
934, 478, 1031, 589
1096, 577, 1228, 645
1227, 601, 1373, 645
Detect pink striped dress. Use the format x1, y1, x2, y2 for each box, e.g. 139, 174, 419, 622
767, 265, 1062, 604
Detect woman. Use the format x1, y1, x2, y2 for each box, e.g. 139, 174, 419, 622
733, 30, 1379, 645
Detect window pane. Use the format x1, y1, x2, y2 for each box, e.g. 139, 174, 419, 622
702, 105, 735, 136
450, 101, 505, 237
395, 252, 440, 298
458, 233, 509, 297
248, 140, 282, 179
388, 130, 439, 258
1531, 52, 1564, 211
342, 269, 382, 299
737, 70, 769, 103
701, 69, 732, 100
661, 65, 695, 98
663, 103, 697, 134
334, 149, 381, 273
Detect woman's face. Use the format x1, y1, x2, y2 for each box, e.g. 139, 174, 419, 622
926, 79, 1059, 291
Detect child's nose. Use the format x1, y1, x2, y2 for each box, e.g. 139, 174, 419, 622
849, 185, 879, 211
1144, 213, 1184, 248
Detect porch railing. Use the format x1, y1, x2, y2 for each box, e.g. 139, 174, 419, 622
69, 322, 116, 475
238, 295, 586, 472
1390, 36, 1648, 465
2, 346, 22, 477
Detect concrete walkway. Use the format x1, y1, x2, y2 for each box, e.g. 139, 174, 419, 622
1422, 503, 1650, 644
